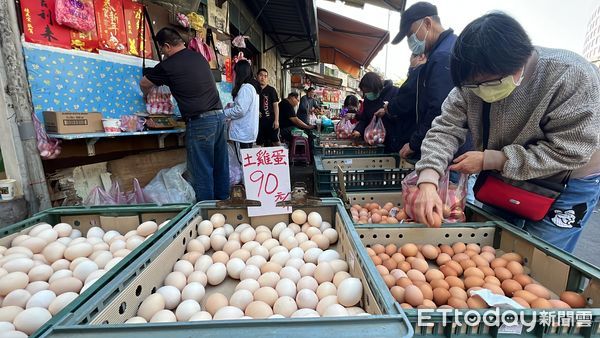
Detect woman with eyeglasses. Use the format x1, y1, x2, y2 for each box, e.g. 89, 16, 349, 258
411, 12, 600, 253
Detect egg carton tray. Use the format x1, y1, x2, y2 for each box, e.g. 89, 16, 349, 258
313, 140, 385, 156
354, 222, 600, 337
313, 155, 411, 197
1, 204, 190, 338
42, 198, 413, 338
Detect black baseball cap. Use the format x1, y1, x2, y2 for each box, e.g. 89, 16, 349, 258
392, 2, 438, 45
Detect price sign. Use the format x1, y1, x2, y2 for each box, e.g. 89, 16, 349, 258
241, 147, 292, 217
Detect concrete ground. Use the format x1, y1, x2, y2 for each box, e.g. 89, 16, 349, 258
573, 201, 600, 266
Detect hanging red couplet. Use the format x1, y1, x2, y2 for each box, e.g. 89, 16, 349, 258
21, 0, 72, 49
122, 0, 152, 58
94, 0, 128, 53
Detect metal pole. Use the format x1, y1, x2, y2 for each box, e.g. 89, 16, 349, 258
384, 9, 391, 78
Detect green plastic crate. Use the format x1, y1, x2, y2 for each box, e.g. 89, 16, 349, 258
314, 154, 412, 197
2, 204, 190, 338
313, 139, 385, 156
42, 198, 414, 338
354, 221, 600, 337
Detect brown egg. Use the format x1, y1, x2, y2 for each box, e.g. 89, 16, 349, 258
452, 242, 466, 254
449, 287, 468, 301
447, 297, 468, 308
472, 255, 490, 268
549, 299, 572, 309
414, 282, 433, 301
411, 258, 429, 273
479, 266, 496, 277
433, 288, 451, 306
406, 269, 426, 282
560, 291, 587, 308
366, 248, 376, 256
480, 252, 496, 263
384, 202, 395, 210
524, 284, 551, 300
383, 274, 396, 288
467, 296, 488, 309
385, 244, 398, 256
501, 253, 523, 264
439, 265, 458, 278
464, 276, 485, 289
383, 259, 397, 271
436, 253, 452, 266
390, 286, 405, 302
463, 267, 485, 279
390, 269, 408, 280
430, 213, 442, 228
445, 276, 465, 289
421, 244, 439, 260
506, 261, 524, 276
490, 258, 508, 269
501, 279, 523, 297
406, 257, 416, 264
482, 283, 505, 296
420, 299, 437, 309
396, 278, 413, 288
372, 244, 385, 255
378, 253, 391, 261
494, 267, 513, 282
400, 303, 413, 309
425, 269, 445, 282
261, 262, 283, 274
445, 261, 464, 276
401, 243, 419, 257
466, 243, 481, 254
415, 252, 425, 260
404, 285, 424, 307
439, 245, 454, 256
530, 298, 552, 308
459, 260, 477, 271
452, 253, 470, 262
391, 253, 405, 264
376, 265, 389, 276
513, 274, 533, 287
467, 287, 484, 295
371, 256, 382, 266
430, 279, 450, 290
397, 261, 412, 273
513, 290, 539, 304
371, 213, 382, 223
465, 250, 479, 258
484, 276, 501, 286
512, 297, 531, 308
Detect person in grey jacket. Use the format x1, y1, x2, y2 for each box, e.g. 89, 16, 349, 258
413, 12, 600, 253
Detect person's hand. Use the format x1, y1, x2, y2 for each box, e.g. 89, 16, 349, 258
352, 131, 361, 138
225, 102, 234, 109
374, 108, 386, 118
399, 143, 414, 159
449, 151, 484, 174
413, 183, 444, 227
273, 120, 279, 129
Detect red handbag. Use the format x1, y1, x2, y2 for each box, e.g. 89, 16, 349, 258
473, 102, 568, 222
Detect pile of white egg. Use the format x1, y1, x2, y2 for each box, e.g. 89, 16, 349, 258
126, 210, 368, 323
0, 219, 166, 337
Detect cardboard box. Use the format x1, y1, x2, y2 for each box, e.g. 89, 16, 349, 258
99, 216, 140, 231
43, 111, 104, 134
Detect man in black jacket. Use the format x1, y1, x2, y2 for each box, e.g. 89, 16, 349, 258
390, 2, 471, 160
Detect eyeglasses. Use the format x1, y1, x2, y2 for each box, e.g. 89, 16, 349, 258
462, 78, 504, 89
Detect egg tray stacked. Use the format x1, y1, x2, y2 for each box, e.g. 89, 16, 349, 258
42, 199, 413, 338
0, 205, 189, 338
354, 221, 600, 337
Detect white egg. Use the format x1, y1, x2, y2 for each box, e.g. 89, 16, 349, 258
235, 223, 252, 233
137, 221, 158, 237
242, 241, 261, 252
318, 250, 340, 264
240, 228, 256, 243
270, 252, 291, 266
92, 251, 113, 269
282, 237, 299, 250
240, 265, 261, 281
279, 267, 301, 284
150, 309, 176, 323
64, 243, 93, 261
211, 228, 226, 237
36, 229, 58, 243
104, 257, 123, 270
109, 240, 126, 253
73, 261, 99, 282
251, 246, 269, 260
26, 290, 56, 309
210, 214, 226, 228
13, 307, 51, 334
69, 229, 82, 239
56, 237, 72, 246
186, 239, 206, 254
181, 282, 205, 302
0, 321, 15, 332
322, 229, 338, 244
291, 308, 320, 318
53, 223, 73, 237
295, 232, 309, 244
297, 276, 318, 292
323, 304, 348, 317
102, 230, 120, 243
3, 258, 34, 274
20, 238, 47, 254
288, 223, 301, 234
29, 223, 52, 237
173, 260, 194, 277
187, 271, 208, 286
26, 281, 49, 295
164, 271, 187, 291
275, 278, 297, 298
226, 258, 246, 279
316, 282, 337, 300
316, 295, 339, 315
337, 278, 362, 307
273, 296, 298, 317
229, 289, 254, 311
137, 293, 165, 321
261, 238, 280, 251
112, 249, 131, 258
158, 220, 170, 230
48, 270, 72, 283
86, 227, 105, 238
3, 289, 31, 308
124, 316, 147, 324
304, 248, 323, 264
197, 235, 211, 249
126, 236, 144, 250
0, 272, 29, 296
156, 286, 181, 310
269, 246, 288, 258
299, 263, 317, 277
85, 270, 106, 284
296, 289, 319, 309
278, 228, 295, 243
213, 306, 244, 320
235, 279, 261, 294
5, 247, 33, 258
175, 299, 201, 321
210, 235, 227, 251
285, 257, 304, 270
206, 263, 227, 285
49, 277, 82, 295
307, 212, 323, 227
194, 255, 213, 273
189, 311, 212, 321
246, 255, 267, 268
258, 272, 280, 288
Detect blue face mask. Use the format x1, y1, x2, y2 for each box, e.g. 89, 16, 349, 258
364, 92, 379, 101
407, 20, 429, 55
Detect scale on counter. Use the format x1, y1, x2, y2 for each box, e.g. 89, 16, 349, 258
135, 113, 181, 130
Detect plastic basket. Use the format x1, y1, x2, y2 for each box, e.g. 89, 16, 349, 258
354, 221, 600, 337
1, 204, 190, 338
313, 154, 412, 197
42, 198, 413, 338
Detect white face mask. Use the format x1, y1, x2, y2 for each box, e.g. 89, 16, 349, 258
407, 20, 429, 55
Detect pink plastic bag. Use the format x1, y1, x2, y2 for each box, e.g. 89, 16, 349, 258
126, 179, 146, 204
146, 86, 174, 115
55, 0, 96, 32
364, 115, 386, 145
401, 170, 468, 226
33, 114, 62, 159
335, 116, 356, 139
84, 186, 117, 206
188, 36, 213, 62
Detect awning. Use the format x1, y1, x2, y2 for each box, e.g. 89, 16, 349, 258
321, 0, 406, 11
245, 0, 320, 69
304, 70, 343, 88
317, 7, 390, 78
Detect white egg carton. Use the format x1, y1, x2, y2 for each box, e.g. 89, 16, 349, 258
41, 199, 413, 338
